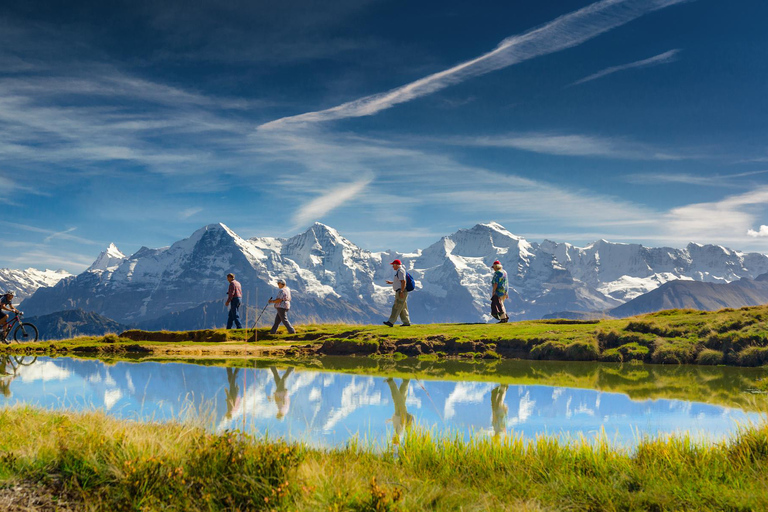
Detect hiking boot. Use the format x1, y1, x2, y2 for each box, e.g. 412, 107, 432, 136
383, 321, 394, 327
499, 317, 509, 323
400, 324, 411, 327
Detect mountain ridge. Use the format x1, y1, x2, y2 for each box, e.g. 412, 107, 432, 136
16, 222, 768, 326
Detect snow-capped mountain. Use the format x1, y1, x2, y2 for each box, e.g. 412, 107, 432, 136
20, 222, 768, 326
0, 268, 72, 304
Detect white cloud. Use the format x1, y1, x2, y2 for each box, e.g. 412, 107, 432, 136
570, 49, 681, 86
292, 175, 374, 229
664, 186, 768, 242
748, 225, 768, 238
260, 0, 687, 129
453, 132, 683, 160
179, 207, 203, 220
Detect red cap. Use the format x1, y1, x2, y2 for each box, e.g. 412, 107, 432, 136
390, 259, 402, 265
492, 260, 501, 266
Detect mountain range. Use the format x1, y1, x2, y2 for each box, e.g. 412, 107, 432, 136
10, 222, 768, 328
0, 268, 71, 304
610, 273, 768, 318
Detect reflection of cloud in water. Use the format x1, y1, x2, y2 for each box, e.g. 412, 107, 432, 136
552, 388, 564, 401
444, 382, 495, 419
104, 389, 123, 410
509, 391, 535, 426
323, 375, 335, 387
323, 377, 384, 432
309, 387, 322, 401
288, 372, 318, 394
125, 370, 135, 394
574, 403, 595, 416
406, 391, 422, 409
18, 361, 71, 382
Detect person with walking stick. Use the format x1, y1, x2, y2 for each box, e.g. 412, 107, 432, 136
269, 279, 295, 334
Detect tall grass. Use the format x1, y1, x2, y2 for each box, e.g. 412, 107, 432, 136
1, 406, 766, 511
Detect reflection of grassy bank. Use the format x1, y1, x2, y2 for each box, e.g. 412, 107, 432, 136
1, 407, 766, 511
4, 305, 768, 366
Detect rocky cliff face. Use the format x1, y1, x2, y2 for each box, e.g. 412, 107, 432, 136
19, 222, 768, 326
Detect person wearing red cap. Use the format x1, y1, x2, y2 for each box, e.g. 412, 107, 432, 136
491, 260, 509, 323
383, 259, 410, 327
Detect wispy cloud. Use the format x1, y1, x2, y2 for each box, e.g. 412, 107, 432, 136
747, 226, 768, 238
260, 0, 687, 129
626, 169, 768, 187
570, 49, 680, 86
452, 132, 684, 160
179, 207, 204, 220
664, 186, 768, 242
0, 221, 102, 246
292, 175, 374, 229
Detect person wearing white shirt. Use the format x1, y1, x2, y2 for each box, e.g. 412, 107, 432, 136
383, 259, 411, 327
268, 279, 295, 334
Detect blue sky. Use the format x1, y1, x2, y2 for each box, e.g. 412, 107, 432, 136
1, 0, 768, 272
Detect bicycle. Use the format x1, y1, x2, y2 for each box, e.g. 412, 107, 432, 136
1, 312, 39, 343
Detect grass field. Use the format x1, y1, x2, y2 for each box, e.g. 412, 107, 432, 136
0, 406, 766, 511
4, 305, 768, 366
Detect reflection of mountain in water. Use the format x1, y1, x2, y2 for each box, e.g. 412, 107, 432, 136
0, 357, 764, 447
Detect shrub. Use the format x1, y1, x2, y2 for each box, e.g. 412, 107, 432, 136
564, 340, 599, 361
616, 342, 649, 362
101, 334, 120, 344
529, 341, 566, 360
625, 321, 683, 338
651, 338, 695, 365
737, 347, 768, 367
600, 348, 623, 363
696, 349, 724, 366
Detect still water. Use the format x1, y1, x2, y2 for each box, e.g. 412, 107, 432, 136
0, 356, 765, 448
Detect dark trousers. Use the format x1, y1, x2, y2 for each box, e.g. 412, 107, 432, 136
491, 295, 507, 319
227, 297, 242, 329
271, 307, 295, 334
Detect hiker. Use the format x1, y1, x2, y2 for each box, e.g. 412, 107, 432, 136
491, 260, 509, 323
270, 366, 294, 420
491, 384, 509, 438
223, 368, 241, 420
386, 377, 414, 446
268, 279, 295, 334
383, 259, 410, 327
225, 273, 243, 329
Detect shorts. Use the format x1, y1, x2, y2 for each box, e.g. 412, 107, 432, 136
0, 311, 7, 321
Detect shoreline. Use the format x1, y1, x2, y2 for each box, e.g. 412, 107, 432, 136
2, 305, 768, 366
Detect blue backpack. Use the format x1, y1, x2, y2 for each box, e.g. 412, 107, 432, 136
405, 272, 416, 292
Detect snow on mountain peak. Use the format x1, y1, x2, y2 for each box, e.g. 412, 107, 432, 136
87, 243, 127, 273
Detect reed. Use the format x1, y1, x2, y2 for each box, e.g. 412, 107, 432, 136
0, 406, 766, 511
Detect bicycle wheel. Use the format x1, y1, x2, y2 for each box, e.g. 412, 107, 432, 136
12, 355, 37, 366
13, 323, 38, 343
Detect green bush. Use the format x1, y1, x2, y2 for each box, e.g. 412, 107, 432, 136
529, 340, 566, 360
564, 340, 599, 361
696, 349, 724, 366
737, 347, 768, 367
651, 339, 695, 365
599, 348, 623, 363
616, 342, 649, 362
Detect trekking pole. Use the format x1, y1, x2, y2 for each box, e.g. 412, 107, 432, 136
253, 298, 272, 327
247, 298, 272, 342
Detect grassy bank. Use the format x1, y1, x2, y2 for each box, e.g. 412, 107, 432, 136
4, 305, 768, 366
0, 407, 766, 511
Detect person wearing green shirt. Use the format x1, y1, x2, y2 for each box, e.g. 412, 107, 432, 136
491, 260, 509, 323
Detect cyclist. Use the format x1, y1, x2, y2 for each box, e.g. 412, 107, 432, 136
0, 291, 20, 337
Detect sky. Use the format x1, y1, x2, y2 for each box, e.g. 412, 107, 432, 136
1, 0, 768, 273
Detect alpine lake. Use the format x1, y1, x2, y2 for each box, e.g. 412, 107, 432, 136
1, 354, 766, 449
